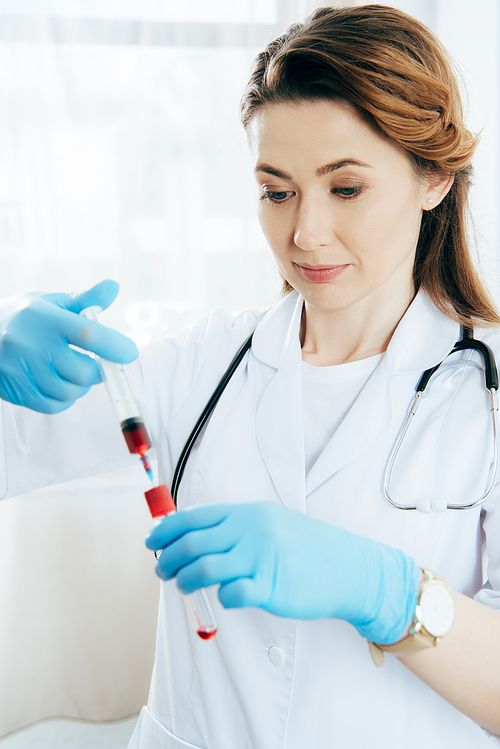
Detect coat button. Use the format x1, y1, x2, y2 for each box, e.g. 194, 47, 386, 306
268, 646, 285, 667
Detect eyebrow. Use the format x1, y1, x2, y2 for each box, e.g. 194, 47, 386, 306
255, 159, 374, 179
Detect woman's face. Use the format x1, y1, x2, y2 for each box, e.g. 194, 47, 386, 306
249, 100, 442, 316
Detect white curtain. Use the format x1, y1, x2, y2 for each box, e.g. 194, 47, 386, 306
0, 0, 498, 740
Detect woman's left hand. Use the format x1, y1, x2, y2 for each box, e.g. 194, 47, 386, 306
145, 501, 421, 644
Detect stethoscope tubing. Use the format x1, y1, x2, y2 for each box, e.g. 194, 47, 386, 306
384, 386, 499, 511
170, 333, 254, 506
384, 328, 499, 511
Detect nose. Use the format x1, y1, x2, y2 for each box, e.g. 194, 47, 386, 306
293, 195, 334, 251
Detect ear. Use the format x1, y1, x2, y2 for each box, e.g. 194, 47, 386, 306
423, 171, 455, 211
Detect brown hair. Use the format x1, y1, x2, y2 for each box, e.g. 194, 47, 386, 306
240, 4, 500, 327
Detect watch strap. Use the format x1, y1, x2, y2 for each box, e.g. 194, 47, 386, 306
368, 569, 451, 667
369, 629, 437, 666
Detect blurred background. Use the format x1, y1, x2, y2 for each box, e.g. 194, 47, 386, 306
0, 1, 497, 747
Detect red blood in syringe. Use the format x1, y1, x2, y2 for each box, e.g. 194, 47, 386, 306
197, 628, 217, 641
121, 417, 151, 456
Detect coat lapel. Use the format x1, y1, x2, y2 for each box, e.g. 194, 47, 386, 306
305, 358, 391, 496
253, 293, 306, 513
255, 347, 306, 513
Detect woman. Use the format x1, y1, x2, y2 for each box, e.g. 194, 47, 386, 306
0, 5, 499, 747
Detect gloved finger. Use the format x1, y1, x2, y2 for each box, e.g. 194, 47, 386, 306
218, 578, 268, 609
52, 347, 102, 387
67, 316, 138, 364
175, 542, 257, 594
145, 504, 234, 552
28, 395, 78, 415
156, 521, 244, 580
30, 360, 92, 403
45, 279, 120, 314
0, 372, 77, 414
32, 301, 138, 364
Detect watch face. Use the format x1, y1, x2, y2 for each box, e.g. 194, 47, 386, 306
420, 581, 456, 637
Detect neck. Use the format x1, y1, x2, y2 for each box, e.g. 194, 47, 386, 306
300, 285, 415, 367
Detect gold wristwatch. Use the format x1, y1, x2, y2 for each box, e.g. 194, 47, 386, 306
368, 570, 456, 667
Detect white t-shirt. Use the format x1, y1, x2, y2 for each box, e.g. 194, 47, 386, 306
302, 353, 384, 474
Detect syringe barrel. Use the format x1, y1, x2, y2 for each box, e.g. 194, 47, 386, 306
96, 356, 142, 424
80, 307, 144, 425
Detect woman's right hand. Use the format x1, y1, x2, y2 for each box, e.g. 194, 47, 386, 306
0, 279, 138, 414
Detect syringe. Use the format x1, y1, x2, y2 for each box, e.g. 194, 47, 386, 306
80, 306, 217, 641
80, 306, 153, 481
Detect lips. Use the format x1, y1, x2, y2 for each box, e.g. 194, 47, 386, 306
296, 263, 350, 282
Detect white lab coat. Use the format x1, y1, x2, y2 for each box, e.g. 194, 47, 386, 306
1, 289, 500, 748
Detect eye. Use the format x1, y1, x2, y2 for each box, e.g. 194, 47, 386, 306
259, 190, 294, 204
331, 187, 363, 200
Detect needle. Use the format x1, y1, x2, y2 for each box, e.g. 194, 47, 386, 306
140, 453, 154, 482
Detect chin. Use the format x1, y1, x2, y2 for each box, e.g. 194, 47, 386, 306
297, 284, 351, 312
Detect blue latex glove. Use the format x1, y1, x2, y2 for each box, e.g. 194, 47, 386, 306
146, 502, 422, 645
0, 279, 138, 414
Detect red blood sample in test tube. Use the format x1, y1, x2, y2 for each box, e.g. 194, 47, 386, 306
144, 485, 217, 641
197, 628, 217, 641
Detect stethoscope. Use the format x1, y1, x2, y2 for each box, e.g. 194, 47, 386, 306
170, 326, 498, 513
384, 326, 498, 511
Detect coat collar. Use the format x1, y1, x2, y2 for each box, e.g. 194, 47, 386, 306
251, 291, 304, 369
384, 291, 460, 373
251, 288, 461, 374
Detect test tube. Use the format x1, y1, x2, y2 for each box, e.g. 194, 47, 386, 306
80, 306, 153, 480
145, 485, 217, 641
